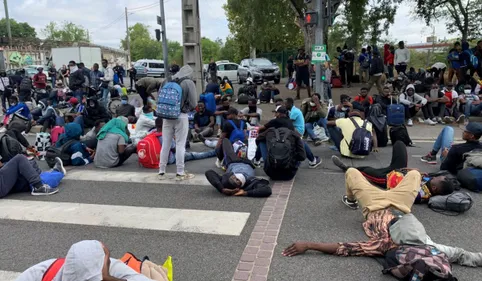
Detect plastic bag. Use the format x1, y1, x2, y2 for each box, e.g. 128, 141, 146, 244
162, 256, 173, 281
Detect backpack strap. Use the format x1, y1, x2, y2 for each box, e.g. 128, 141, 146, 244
42, 258, 65, 281
361, 120, 368, 129
274, 128, 281, 142
349, 117, 361, 129
228, 119, 238, 130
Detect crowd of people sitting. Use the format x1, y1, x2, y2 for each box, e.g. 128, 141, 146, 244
2, 52, 482, 280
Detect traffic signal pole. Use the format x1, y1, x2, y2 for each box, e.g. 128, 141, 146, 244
315, 0, 324, 101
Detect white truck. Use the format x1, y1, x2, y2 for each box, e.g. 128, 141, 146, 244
50, 47, 102, 69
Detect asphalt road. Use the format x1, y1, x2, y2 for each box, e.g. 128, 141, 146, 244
1, 80, 481, 280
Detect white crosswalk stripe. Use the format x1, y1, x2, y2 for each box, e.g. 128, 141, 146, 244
1, 165, 260, 277
63, 170, 268, 186
0, 271, 20, 281
0, 199, 250, 236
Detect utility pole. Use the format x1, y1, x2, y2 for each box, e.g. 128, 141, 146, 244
315, 0, 324, 100
125, 7, 131, 67
158, 0, 170, 81
181, 0, 203, 93
3, 0, 12, 46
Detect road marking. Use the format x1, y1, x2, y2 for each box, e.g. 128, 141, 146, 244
0, 270, 20, 281
63, 170, 268, 186
0, 200, 250, 236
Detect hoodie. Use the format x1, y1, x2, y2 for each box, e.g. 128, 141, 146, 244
85, 98, 110, 128
15, 240, 154, 281
162, 65, 197, 113
400, 84, 427, 107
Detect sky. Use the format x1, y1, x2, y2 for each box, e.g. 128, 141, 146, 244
1, 0, 453, 49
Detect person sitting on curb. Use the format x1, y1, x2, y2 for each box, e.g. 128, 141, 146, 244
421, 122, 482, 174
254, 106, 306, 181
400, 84, 437, 126
192, 100, 215, 141
331, 141, 459, 208
205, 138, 271, 197
94, 118, 136, 168
353, 87, 374, 116
425, 82, 449, 124
374, 87, 396, 116
302, 93, 329, 145
16, 240, 166, 281
240, 98, 263, 127
0, 154, 65, 198
326, 109, 378, 158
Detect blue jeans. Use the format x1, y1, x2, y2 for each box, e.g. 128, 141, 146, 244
256, 141, 314, 162
305, 118, 329, 140
259, 90, 276, 100
51, 76, 56, 88
101, 87, 110, 108
169, 150, 216, 165
433, 126, 454, 161
216, 115, 224, 126
464, 103, 482, 117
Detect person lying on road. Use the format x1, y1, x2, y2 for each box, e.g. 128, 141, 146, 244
331, 141, 459, 208
205, 138, 271, 197
0, 154, 64, 198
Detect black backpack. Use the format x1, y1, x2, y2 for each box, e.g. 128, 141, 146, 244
347, 118, 372, 155
389, 125, 413, 146
0, 134, 24, 162
267, 128, 294, 170
45, 140, 77, 168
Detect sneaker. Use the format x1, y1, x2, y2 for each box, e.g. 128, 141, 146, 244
443, 116, 455, 124
407, 119, 413, 126
436, 117, 445, 124
456, 114, 465, 124
52, 157, 67, 175
270, 99, 274, 104
421, 153, 437, 164
314, 139, 323, 146
176, 173, 195, 181
417, 117, 424, 123
217, 129, 222, 137
235, 99, 238, 103
197, 133, 206, 143
257, 99, 260, 105
331, 155, 349, 172
31, 184, 59, 196
158, 173, 167, 180
215, 158, 223, 168
320, 136, 330, 142
424, 119, 437, 125
431, 117, 437, 122
308, 156, 322, 169
342, 195, 359, 209
252, 159, 261, 168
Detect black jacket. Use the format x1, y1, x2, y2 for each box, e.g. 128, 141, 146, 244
69, 70, 85, 91
374, 95, 396, 113
205, 170, 272, 198
440, 141, 482, 174
257, 127, 306, 180
85, 99, 110, 127
370, 57, 384, 75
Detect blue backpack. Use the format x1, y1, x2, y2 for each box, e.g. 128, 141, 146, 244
228, 120, 246, 143
347, 117, 372, 155
200, 92, 216, 113
457, 168, 482, 192
113, 73, 119, 85
157, 80, 183, 120
465, 49, 479, 68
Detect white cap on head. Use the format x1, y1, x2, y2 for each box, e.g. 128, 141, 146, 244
234, 173, 246, 186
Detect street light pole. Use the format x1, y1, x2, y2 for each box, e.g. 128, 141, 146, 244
3, 0, 12, 45
125, 7, 131, 66
159, 0, 170, 81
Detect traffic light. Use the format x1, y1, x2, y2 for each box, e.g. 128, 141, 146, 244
323, 0, 341, 26
155, 29, 161, 41
304, 11, 318, 26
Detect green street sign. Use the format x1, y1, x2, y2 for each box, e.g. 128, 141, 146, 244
311, 44, 327, 62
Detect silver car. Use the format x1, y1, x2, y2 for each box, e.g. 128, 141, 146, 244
237, 58, 281, 84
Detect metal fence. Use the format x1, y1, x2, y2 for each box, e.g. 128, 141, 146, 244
258, 49, 298, 78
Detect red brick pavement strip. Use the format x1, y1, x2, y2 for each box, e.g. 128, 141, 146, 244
232, 180, 295, 281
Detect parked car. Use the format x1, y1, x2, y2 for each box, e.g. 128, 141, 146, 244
203, 61, 241, 84
237, 58, 281, 84
133, 59, 165, 80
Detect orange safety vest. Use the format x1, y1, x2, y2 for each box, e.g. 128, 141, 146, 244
41, 258, 65, 281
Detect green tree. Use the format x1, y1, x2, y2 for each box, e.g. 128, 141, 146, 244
415, 0, 482, 41
220, 37, 241, 63
42, 21, 90, 42
201, 37, 221, 63
0, 18, 36, 38
121, 23, 161, 61
167, 40, 183, 64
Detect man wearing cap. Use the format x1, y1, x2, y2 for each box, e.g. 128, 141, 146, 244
205, 137, 271, 197
33, 67, 47, 90
421, 122, 482, 174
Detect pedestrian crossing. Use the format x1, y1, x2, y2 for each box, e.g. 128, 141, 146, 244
0, 167, 267, 279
